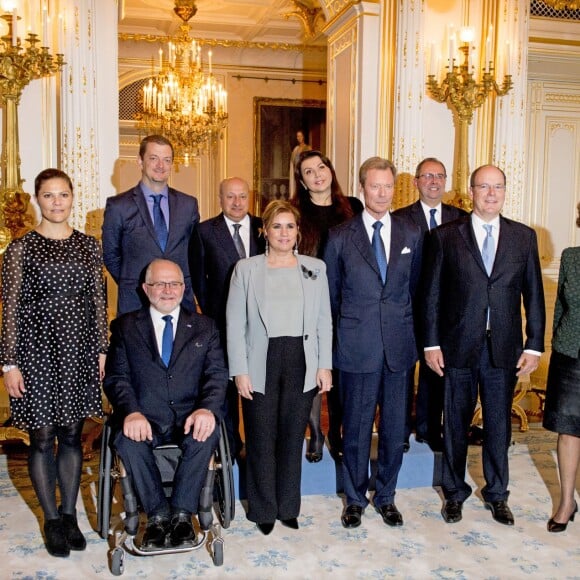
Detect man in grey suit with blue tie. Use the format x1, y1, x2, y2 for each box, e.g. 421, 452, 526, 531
102, 135, 199, 314
324, 157, 422, 529
423, 164, 545, 526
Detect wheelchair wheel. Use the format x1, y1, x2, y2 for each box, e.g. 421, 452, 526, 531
214, 421, 235, 528
97, 420, 115, 539
109, 547, 125, 576
211, 538, 224, 567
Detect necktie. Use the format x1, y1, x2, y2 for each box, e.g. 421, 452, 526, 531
429, 208, 437, 230
482, 224, 495, 276
161, 314, 173, 366
232, 223, 246, 259
151, 194, 168, 252
372, 221, 387, 284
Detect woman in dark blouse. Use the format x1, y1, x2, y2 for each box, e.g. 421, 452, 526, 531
291, 150, 363, 462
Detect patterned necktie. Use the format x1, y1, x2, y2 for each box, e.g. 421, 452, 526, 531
232, 223, 246, 259
161, 314, 173, 366
372, 221, 387, 284
151, 194, 168, 252
429, 208, 437, 230
482, 224, 495, 276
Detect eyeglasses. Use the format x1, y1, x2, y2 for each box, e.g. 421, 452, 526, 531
417, 173, 446, 180
472, 184, 506, 192
145, 281, 184, 290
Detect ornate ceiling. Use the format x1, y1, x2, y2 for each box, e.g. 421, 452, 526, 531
120, 0, 327, 45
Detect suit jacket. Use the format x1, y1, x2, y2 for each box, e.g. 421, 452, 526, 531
226, 254, 333, 394
103, 307, 228, 433
422, 214, 546, 368
189, 213, 265, 334
323, 212, 422, 374
551, 246, 580, 359
392, 200, 467, 233
102, 184, 200, 314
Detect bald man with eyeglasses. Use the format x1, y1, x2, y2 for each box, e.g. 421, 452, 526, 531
422, 164, 545, 526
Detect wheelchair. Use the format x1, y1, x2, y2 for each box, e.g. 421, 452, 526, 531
96, 417, 235, 576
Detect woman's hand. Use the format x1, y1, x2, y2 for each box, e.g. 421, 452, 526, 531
3, 368, 26, 398
235, 374, 254, 400
316, 368, 332, 393
98, 353, 106, 381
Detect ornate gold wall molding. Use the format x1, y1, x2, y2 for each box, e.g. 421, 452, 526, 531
544, 92, 580, 103
321, 0, 358, 20
118, 33, 325, 53
284, 1, 326, 39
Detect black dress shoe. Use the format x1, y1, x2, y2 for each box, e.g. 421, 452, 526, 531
257, 522, 275, 535
376, 503, 403, 527
280, 518, 299, 529
441, 500, 463, 523
44, 518, 70, 558
341, 505, 363, 528
485, 500, 514, 526
403, 441, 410, 453
169, 511, 195, 546
143, 514, 170, 548
59, 508, 87, 551
548, 501, 578, 533
305, 451, 323, 463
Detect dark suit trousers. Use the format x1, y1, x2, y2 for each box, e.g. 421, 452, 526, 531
242, 337, 315, 523
442, 339, 517, 503
415, 360, 444, 442
339, 364, 410, 508
114, 426, 219, 516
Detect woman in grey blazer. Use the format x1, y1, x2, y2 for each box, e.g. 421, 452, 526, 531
226, 200, 332, 535
544, 202, 580, 532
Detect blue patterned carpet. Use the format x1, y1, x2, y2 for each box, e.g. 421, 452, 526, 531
1, 424, 579, 579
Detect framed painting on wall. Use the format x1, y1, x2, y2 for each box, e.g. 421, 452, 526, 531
253, 98, 326, 214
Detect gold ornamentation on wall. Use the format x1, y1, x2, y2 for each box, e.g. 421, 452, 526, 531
284, 1, 326, 40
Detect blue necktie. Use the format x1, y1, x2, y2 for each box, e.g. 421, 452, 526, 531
482, 224, 495, 276
161, 314, 173, 366
151, 194, 168, 252
429, 208, 437, 230
372, 221, 387, 285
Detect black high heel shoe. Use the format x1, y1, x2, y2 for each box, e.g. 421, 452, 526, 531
547, 501, 578, 533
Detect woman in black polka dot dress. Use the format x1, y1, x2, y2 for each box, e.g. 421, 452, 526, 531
1, 168, 108, 557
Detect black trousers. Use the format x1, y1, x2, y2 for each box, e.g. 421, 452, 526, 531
442, 339, 517, 503
242, 336, 316, 523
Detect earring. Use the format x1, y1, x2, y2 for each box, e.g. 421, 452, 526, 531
265, 239, 269, 256
293, 241, 298, 255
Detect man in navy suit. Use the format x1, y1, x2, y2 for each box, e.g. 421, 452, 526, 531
189, 177, 265, 457
104, 259, 228, 548
324, 157, 422, 529
423, 165, 545, 526
393, 158, 467, 451
102, 135, 199, 315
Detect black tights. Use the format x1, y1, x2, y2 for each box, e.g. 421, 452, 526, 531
28, 420, 85, 520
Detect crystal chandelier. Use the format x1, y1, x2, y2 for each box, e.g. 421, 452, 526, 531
134, 0, 228, 164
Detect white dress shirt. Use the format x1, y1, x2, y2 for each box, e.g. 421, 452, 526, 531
150, 306, 180, 356
362, 209, 391, 263
420, 201, 442, 229
224, 213, 251, 256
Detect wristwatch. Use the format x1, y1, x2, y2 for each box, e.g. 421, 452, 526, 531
2, 365, 17, 373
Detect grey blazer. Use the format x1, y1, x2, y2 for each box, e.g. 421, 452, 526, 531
226, 254, 333, 394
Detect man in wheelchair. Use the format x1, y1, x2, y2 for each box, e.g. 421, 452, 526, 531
103, 259, 228, 549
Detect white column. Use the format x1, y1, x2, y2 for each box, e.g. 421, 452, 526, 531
492, 0, 529, 221
59, 0, 119, 233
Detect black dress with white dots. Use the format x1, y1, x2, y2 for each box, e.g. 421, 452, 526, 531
1, 229, 108, 430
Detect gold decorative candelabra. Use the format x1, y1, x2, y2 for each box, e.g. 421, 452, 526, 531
0, 11, 64, 252
426, 32, 512, 207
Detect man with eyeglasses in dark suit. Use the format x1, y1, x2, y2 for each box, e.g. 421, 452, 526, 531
393, 158, 467, 452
